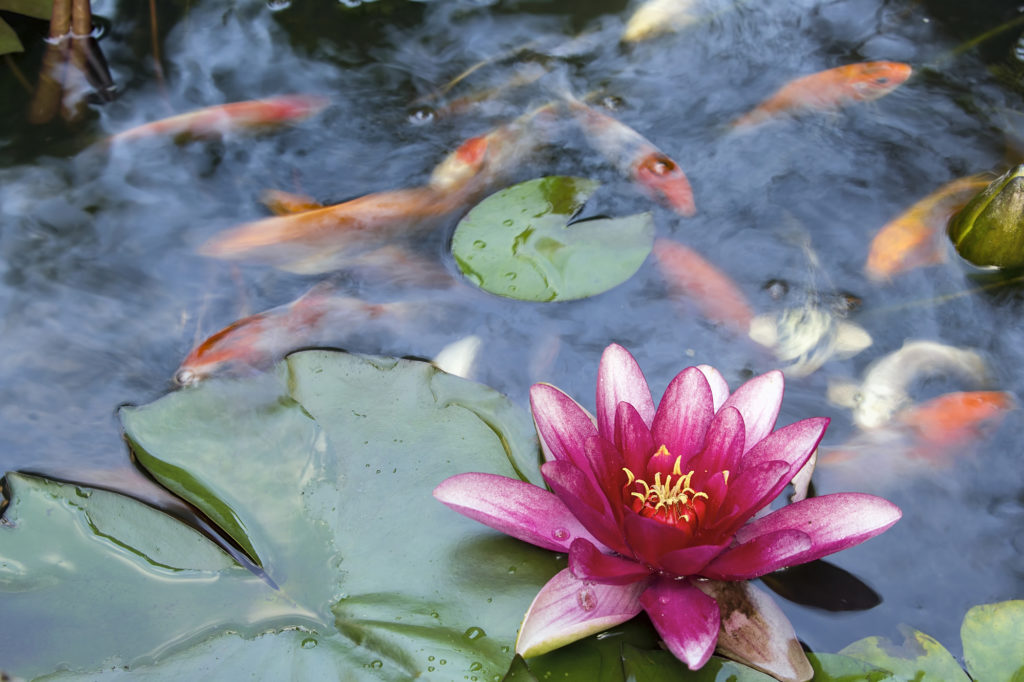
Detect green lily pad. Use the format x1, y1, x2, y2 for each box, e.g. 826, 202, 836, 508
451, 176, 654, 301
0, 17, 22, 55
961, 600, 1024, 682
2, 350, 561, 679
838, 626, 970, 682
0, 0, 55, 20
806, 652, 894, 681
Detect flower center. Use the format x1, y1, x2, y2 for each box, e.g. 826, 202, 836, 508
623, 445, 715, 532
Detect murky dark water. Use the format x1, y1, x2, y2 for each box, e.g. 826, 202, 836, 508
2, 0, 1024, 661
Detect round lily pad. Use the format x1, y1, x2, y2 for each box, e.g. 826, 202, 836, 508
451, 176, 654, 301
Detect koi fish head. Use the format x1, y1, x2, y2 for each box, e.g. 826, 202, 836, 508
428, 134, 490, 193
633, 153, 696, 217
846, 62, 913, 101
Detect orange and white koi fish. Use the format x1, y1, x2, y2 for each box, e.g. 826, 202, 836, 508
199, 186, 462, 274
108, 94, 329, 143
731, 61, 912, 129
652, 237, 753, 332
865, 175, 990, 280
819, 390, 1013, 480
567, 99, 696, 216
175, 285, 406, 385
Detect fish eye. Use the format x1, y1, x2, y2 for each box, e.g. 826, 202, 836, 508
875, 76, 890, 84
643, 156, 676, 175
174, 369, 198, 386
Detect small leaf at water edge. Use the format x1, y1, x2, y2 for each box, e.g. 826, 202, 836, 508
0, 0, 55, 20
948, 165, 1024, 268
2, 350, 559, 679
0, 17, 24, 55
806, 652, 894, 681
838, 625, 970, 682
961, 600, 1024, 682
450, 176, 654, 301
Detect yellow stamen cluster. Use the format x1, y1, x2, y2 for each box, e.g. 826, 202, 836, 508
623, 445, 709, 525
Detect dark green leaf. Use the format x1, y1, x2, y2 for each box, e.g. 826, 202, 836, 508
0, 17, 24, 55
0, 0, 53, 20
451, 176, 654, 301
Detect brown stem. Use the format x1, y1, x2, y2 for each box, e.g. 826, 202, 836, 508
26, 0, 72, 124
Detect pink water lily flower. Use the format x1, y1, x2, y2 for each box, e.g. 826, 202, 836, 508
434, 344, 901, 674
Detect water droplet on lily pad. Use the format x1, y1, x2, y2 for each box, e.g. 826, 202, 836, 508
464, 626, 486, 640
300, 637, 317, 649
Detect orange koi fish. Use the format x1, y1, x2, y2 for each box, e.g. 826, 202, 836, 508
731, 61, 912, 129
199, 186, 462, 274
567, 99, 696, 216
260, 189, 324, 216
175, 285, 405, 385
896, 390, 1013, 451
652, 237, 753, 332
865, 175, 990, 280
108, 94, 329, 143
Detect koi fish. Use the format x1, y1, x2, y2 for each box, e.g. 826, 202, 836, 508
567, 98, 696, 216
175, 284, 406, 385
748, 305, 872, 377
731, 61, 913, 129
827, 340, 992, 430
432, 335, 483, 379
652, 237, 753, 332
199, 186, 462, 275
819, 390, 1013, 482
865, 175, 991, 280
108, 94, 329, 143
622, 0, 699, 43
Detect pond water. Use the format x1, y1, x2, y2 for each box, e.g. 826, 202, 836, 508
2, 0, 1023, 668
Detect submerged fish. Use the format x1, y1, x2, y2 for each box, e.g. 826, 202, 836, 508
622, 0, 700, 43
748, 304, 872, 377
108, 94, 329, 143
260, 189, 324, 215
865, 175, 991, 280
827, 340, 992, 430
896, 390, 1014, 449
175, 284, 405, 385
567, 98, 696, 216
731, 61, 912, 129
199, 187, 462, 274
652, 237, 753, 332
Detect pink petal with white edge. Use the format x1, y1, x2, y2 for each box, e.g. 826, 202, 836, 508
569, 537, 652, 585
640, 577, 720, 670
695, 580, 813, 682
701, 528, 812, 580
516, 568, 646, 658
651, 367, 715, 460
734, 493, 902, 566
690, 406, 745, 477
615, 401, 655, 476
721, 370, 784, 453
531, 383, 599, 472
739, 417, 828, 478
697, 364, 730, 412
597, 344, 656, 441
433, 473, 605, 553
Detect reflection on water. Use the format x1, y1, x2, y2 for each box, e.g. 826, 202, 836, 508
2, 0, 1024, 658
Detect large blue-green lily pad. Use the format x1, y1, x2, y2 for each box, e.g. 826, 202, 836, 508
961, 600, 1024, 682
2, 351, 559, 679
838, 626, 970, 682
451, 176, 654, 301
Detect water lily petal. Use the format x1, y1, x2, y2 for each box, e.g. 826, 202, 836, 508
651, 367, 714, 460
721, 370, 784, 452
739, 417, 828, 479
640, 577, 720, 670
714, 460, 791, 534
597, 344, 656, 441
690, 406, 745, 477
569, 537, 652, 585
697, 364, 730, 411
701, 528, 812, 580
734, 493, 902, 565
516, 568, 646, 658
583, 435, 627, 518
615, 401, 655, 476
543, 461, 632, 555
695, 580, 814, 682
531, 382, 599, 472
622, 509, 697, 568
433, 473, 604, 552
658, 540, 732, 576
